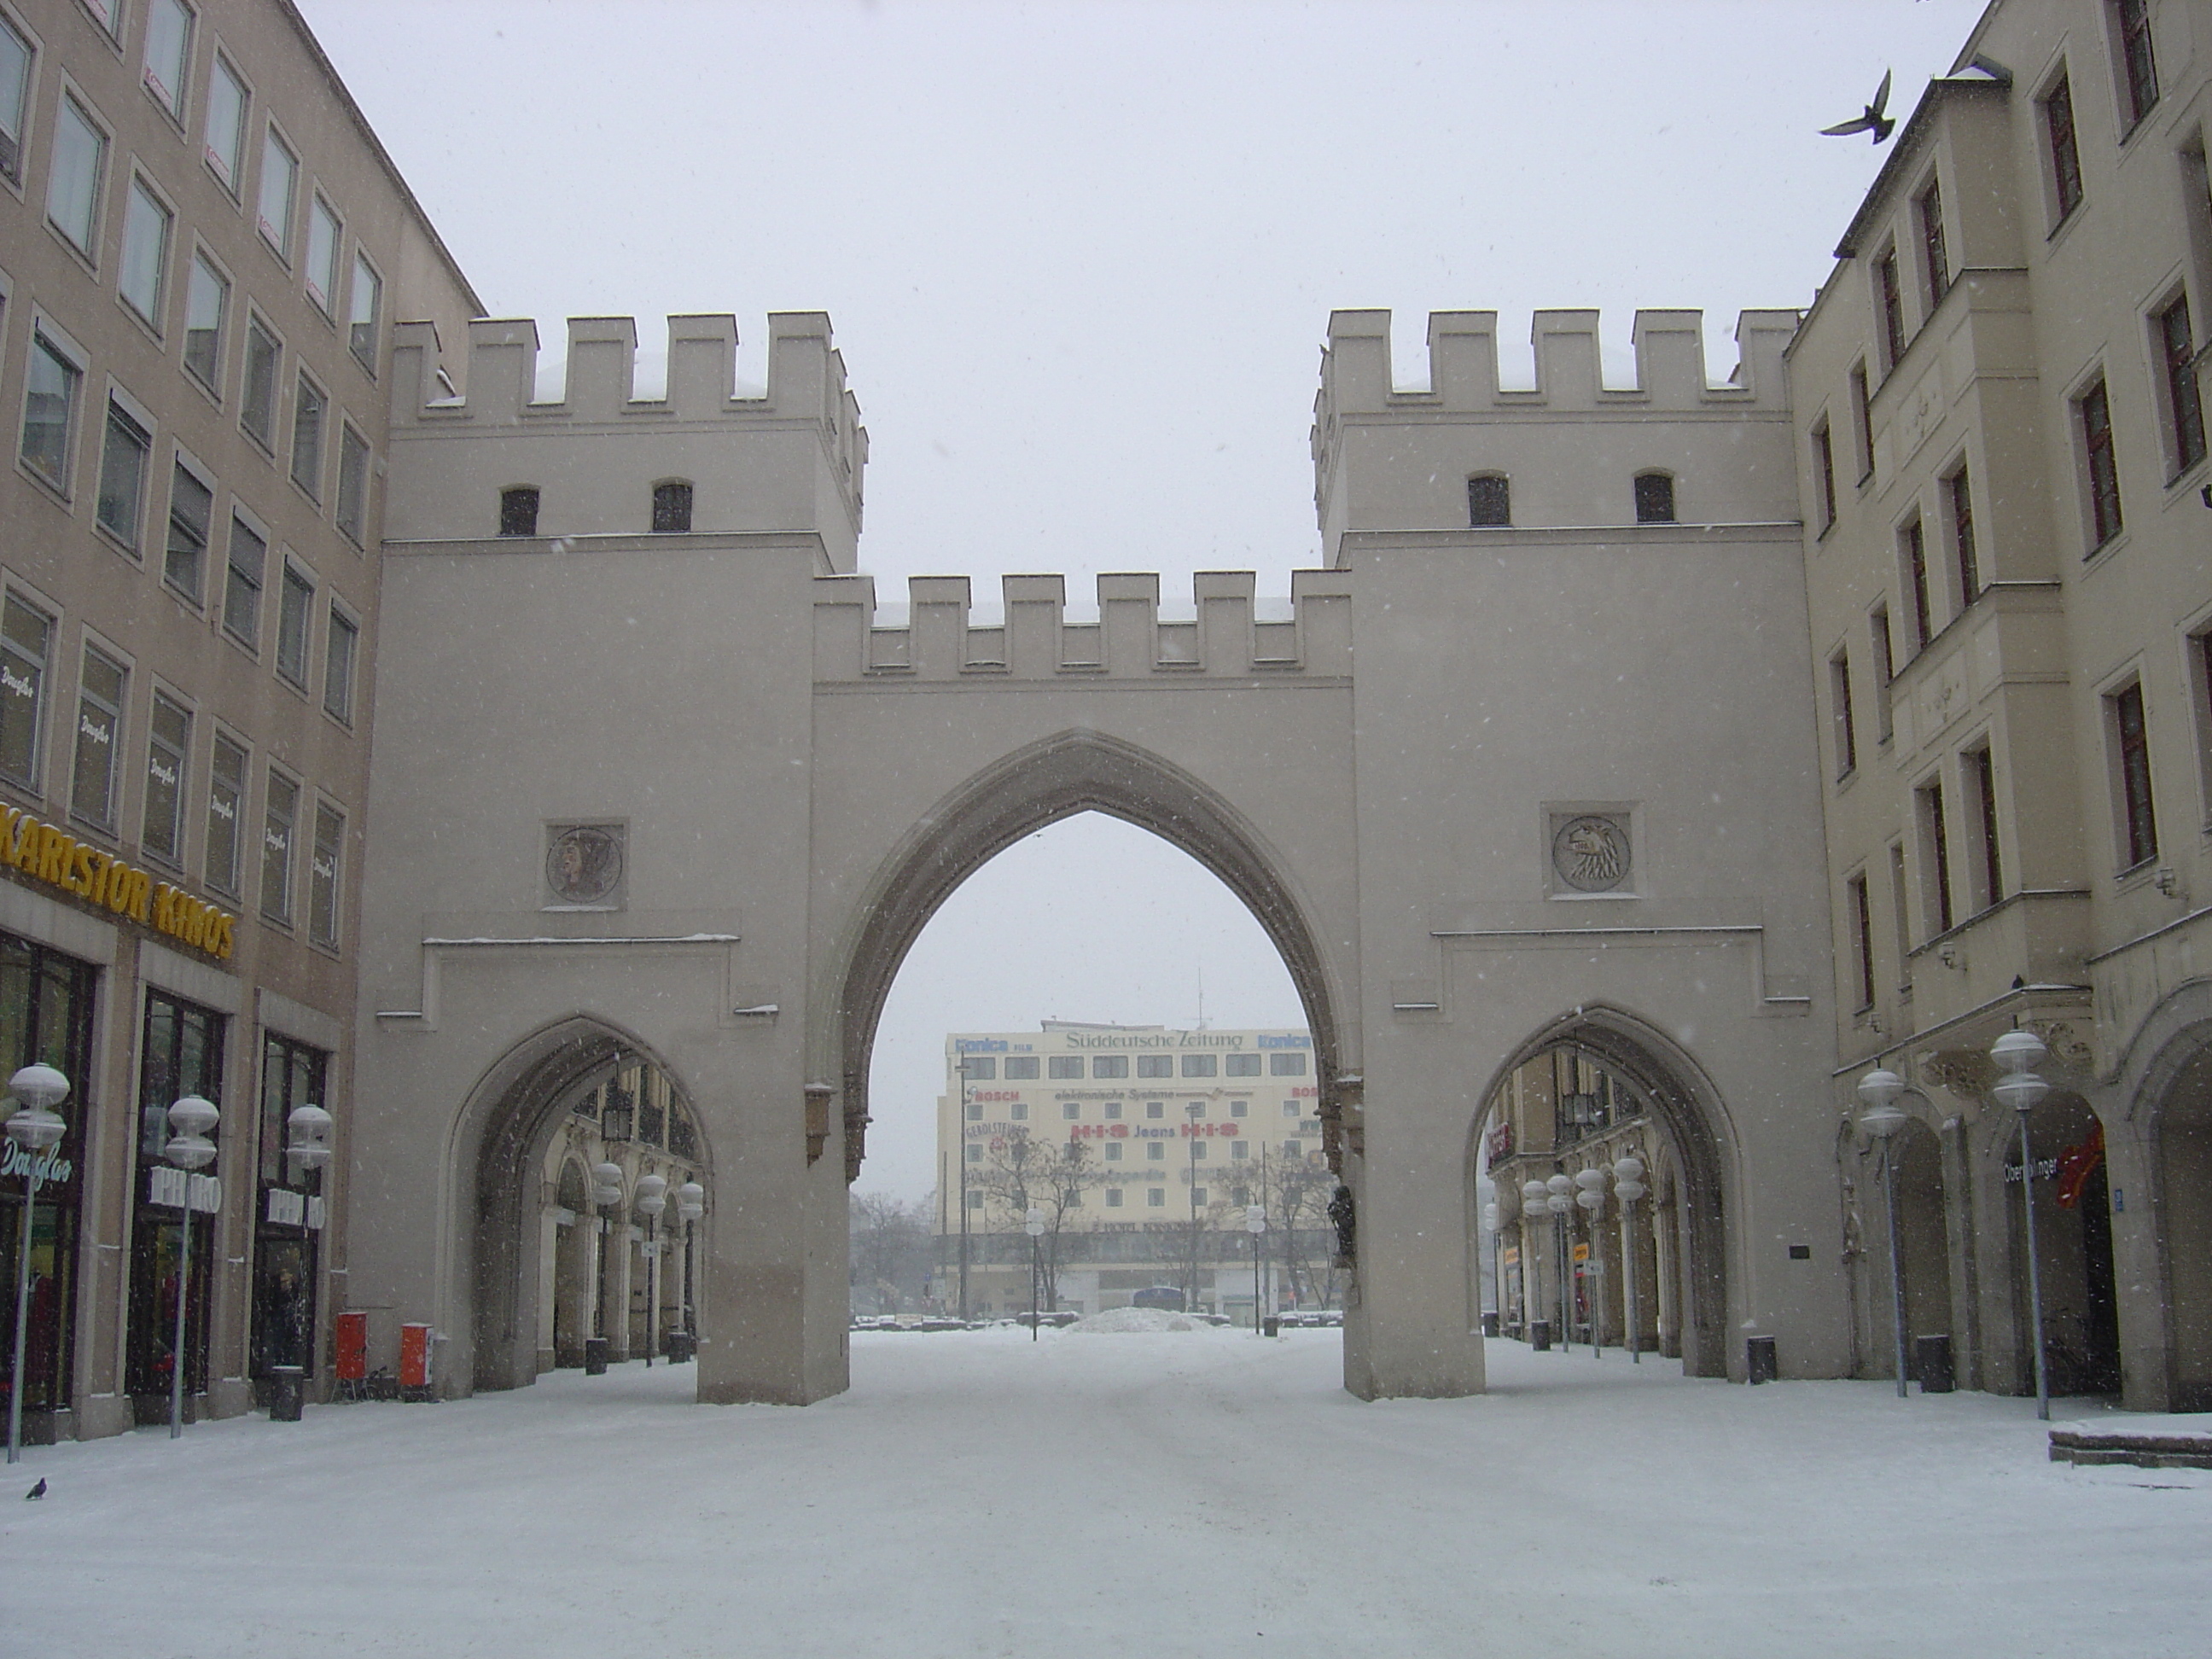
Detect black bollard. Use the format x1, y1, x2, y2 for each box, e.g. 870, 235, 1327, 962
269, 1365, 304, 1422
1916, 1333, 1955, 1394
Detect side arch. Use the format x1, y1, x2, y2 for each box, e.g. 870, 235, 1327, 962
1468, 1004, 1742, 1377
454, 1014, 713, 1392
819, 727, 1353, 1180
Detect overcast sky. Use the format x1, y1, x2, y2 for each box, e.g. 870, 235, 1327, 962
299, 0, 1989, 1201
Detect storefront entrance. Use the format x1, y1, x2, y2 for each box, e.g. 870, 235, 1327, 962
125, 991, 224, 1420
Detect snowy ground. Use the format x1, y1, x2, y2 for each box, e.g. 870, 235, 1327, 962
5, 1330, 2208, 1658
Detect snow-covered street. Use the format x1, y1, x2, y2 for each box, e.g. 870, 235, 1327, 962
5, 1329, 2207, 1658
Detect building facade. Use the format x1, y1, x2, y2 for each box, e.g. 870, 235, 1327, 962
934, 1022, 1339, 1322
1789, 0, 2212, 1411
0, 0, 475, 1441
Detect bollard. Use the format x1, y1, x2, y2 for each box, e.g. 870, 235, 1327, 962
584, 1336, 608, 1376
1916, 1333, 1955, 1394
665, 1330, 696, 1364
269, 1365, 304, 1422
1481, 1312, 1500, 1338
1262, 1317, 1280, 1338
1529, 1318, 1551, 1352
1746, 1334, 1778, 1383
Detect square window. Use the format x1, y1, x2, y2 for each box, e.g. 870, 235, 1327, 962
119, 178, 172, 326
22, 329, 84, 490
1137, 1054, 1173, 1078
1105, 1142, 1121, 1161
1048, 1056, 1081, 1079
1009, 1102, 1027, 1121
143, 692, 189, 864
1062, 1103, 1080, 1121
1146, 1101, 1163, 1120
1230, 1099, 1248, 1118
1146, 1189, 1164, 1208
258, 128, 297, 256
968, 1191, 983, 1210
1283, 1140, 1301, 1157
965, 1144, 981, 1164
224, 515, 265, 647
1268, 1052, 1306, 1076
183, 253, 227, 392
206, 732, 246, 895
1192, 1142, 1208, 1161
71, 647, 125, 829
1191, 1187, 1208, 1207
1181, 1053, 1216, 1078
1225, 1052, 1260, 1077
1231, 1140, 1249, 1160
1187, 1101, 1206, 1119
964, 1102, 981, 1121
47, 96, 106, 258
203, 55, 247, 190
1093, 1054, 1128, 1079
1148, 1143, 1164, 1161
1284, 1102, 1298, 1117
1105, 1188, 1123, 1208
96, 399, 151, 549
276, 562, 312, 687
1103, 1101, 1121, 1120
164, 461, 211, 602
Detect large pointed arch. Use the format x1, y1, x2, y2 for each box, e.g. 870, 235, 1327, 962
457, 1015, 713, 1392
821, 727, 1349, 1180
1469, 1004, 1742, 1377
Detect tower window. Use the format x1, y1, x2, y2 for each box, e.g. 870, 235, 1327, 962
1633, 472, 1675, 524
499, 486, 540, 537
1467, 474, 1511, 527
651, 481, 693, 533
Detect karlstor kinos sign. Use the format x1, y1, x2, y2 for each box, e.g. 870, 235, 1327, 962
0, 805, 236, 960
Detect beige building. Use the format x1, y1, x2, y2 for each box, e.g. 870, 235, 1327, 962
0, 0, 475, 1442
1789, 0, 2212, 1411
934, 1022, 1339, 1322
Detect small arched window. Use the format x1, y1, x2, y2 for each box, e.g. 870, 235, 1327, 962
1633, 471, 1676, 524
651, 480, 693, 533
498, 486, 540, 537
1467, 474, 1511, 527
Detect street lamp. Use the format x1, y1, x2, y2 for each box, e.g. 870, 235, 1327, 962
1521, 1179, 1551, 1348
676, 1179, 705, 1350
1024, 1206, 1045, 1342
1990, 1028, 2053, 1421
1575, 1168, 1607, 1356
1185, 1102, 1204, 1315
1246, 1203, 1267, 1333
1613, 1156, 1646, 1363
588, 1160, 622, 1374
163, 1093, 219, 1441
1546, 1173, 1574, 1351
4, 1063, 67, 1466
1481, 1200, 1500, 1338
1855, 1068, 1912, 1400
635, 1173, 667, 1366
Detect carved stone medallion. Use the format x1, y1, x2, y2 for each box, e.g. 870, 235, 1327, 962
1551, 813, 1631, 893
545, 823, 626, 907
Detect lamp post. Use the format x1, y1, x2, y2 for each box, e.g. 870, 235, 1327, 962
588, 1161, 622, 1374
272, 1103, 335, 1419
1991, 1028, 2053, 1421
1613, 1157, 1646, 1362
1855, 1068, 1912, 1399
1575, 1168, 1607, 1356
1185, 1102, 1204, 1315
1519, 1179, 1549, 1346
635, 1173, 667, 1365
162, 1093, 219, 1441
4, 1063, 67, 1466
1546, 1173, 1574, 1350
1246, 1203, 1266, 1332
1024, 1206, 1045, 1341
1481, 1200, 1500, 1337
676, 1180, 704, 1348
958, 1059, 972, 1322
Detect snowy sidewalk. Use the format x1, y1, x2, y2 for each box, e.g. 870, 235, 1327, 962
4, 1330, 2208, 1658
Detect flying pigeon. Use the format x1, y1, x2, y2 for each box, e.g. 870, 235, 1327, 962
24, 1478, 45, 1499
1822, 70, 1896, 143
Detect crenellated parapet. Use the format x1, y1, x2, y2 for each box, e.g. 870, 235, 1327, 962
1312, 306, 1802, 557
382, 313, 867, 563
812, 570, 1353, 683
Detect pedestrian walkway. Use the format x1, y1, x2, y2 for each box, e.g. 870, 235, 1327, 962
4, 1330, 2206, 1657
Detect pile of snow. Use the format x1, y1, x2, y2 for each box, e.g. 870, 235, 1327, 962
1067, 1306, 1197, 1333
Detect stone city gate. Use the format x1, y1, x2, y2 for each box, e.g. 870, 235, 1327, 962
343, 307, 1848, 1403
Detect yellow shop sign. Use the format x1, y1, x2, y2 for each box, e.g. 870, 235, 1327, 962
0, 806, 236, 960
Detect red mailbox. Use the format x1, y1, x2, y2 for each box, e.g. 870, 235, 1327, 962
399, 1323, 433, 1390
335, 1311, 368, 1382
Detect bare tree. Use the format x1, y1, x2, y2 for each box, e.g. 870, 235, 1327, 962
849, 1190, 931, 1314
1266, 1152, 1343, 1310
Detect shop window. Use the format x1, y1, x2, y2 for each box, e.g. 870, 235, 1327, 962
260, 768, 297, 922
119, 178, 172, 327
323, 607, 357, 723
1138, 1054, 1173, 1078
2115, 0, 2158, 129
275, 562, 313, 688
348, 253, 381, 373
289, 373, 323, 498
205, 731, 246, 895
240, 316, 280, 448
142, 0, 194, 118
498, 486, 539, 537
223, 514, 265, 648
335, 426, 370, 546
202, 54, 247, 193
1181, 1053, 1217, 1078
0, 14, 30, 185
2078, 377, 2123, 550
651, 480, 692, 533
1225, 1052, 1260, 1076
258, 126, 297, 257
252, 1030, 328, 1381
126, 990, 225, 1402
46, 94, 106, 259
164, 462, 211, 603
69, 646, 125, 830
1268, 1052, 1305, 1076
1467, 474, 1510, 527
1093, 1054, 1129, 1078
2108, 679, 2158, 870
21, 329, 84, 492
183, 253, 227, 393
0, 936, 97, 1418
143, 691, 189, 864
0, 594, 53, 789
96, 398, 152, 550
1633, 469, 1675, 525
